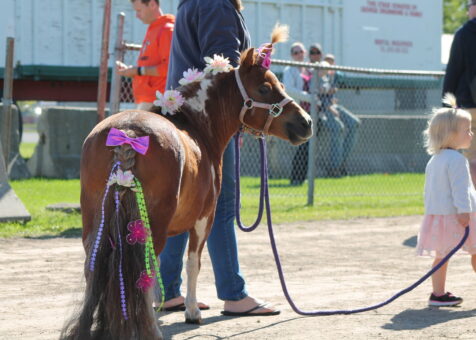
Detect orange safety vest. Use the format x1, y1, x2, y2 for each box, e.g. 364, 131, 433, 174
133, 14, 175, 104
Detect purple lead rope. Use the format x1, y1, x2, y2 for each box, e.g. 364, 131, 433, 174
234, 132, 470, 315
234, 131, 265, 232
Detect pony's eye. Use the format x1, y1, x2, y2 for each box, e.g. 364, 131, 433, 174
258, 84, 271, 95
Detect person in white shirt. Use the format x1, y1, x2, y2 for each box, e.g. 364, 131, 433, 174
417, 93, 476, 307
283, 42, 314, 185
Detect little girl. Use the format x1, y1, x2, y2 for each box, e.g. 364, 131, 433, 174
417, 93, 476, 307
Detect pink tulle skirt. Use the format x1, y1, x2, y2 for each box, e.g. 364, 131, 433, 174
417, 214, 476, 257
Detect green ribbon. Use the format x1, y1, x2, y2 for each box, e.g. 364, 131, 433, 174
134, 178, 165, 310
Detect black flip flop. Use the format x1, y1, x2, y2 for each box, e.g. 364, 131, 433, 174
162, 303, 210, 312
221, 303, 280, 317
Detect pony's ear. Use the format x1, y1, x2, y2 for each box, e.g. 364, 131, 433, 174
239, 48, 256, 68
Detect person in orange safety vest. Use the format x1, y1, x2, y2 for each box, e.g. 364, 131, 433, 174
116, 0, 174, 111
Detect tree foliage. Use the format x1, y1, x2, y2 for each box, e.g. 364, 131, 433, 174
444, 0, 469, 33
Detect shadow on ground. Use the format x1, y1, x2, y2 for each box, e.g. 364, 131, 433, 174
402, 235, 417, 248
160, 314, 304, 339
25, 227, 82, 239
382, 307, 476, 331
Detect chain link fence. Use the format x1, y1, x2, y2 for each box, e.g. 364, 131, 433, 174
109, 17, 444, 219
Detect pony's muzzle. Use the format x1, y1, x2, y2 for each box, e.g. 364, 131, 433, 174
286, 112, 313, 145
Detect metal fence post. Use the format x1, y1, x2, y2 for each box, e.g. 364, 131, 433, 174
306, 67, 319, 206
109, 12, 125, 116
1, 37, 14, 169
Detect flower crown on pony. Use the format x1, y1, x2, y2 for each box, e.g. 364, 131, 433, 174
153, 24, 289, 116
154, 54, 232, 116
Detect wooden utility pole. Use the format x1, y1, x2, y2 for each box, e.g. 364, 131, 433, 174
1, 37, 14, 167
97, 0, 112, 122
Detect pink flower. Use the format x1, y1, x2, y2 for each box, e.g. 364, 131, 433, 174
136, 270, 155, 292
154, 90, 185, 116
179, 68, 205, 86
107, 169, 135, 187
204, 54, 233, 75
126, 220, 148, 245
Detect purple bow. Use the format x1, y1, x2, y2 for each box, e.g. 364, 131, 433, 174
106, 128, 149, 155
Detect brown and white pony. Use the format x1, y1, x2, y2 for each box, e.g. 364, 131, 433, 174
61, 32, 312, 340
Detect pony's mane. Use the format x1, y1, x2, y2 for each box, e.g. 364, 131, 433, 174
271, 23, 289, 45
150, 73, 229, 130
238, 23, 289, 66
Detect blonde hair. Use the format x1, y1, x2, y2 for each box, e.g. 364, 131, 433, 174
423, 93, 471, 155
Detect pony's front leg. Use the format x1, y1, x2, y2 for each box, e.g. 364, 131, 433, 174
184, 217, 210, 324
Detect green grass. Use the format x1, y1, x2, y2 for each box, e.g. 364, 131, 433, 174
2, 173, 424, 238
3, 179, 82, 238
23, 123, 37, 132
239, 173, 424, 223
19, 142, 36, 160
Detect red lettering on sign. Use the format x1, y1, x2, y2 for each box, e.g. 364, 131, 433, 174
374, 39, 413, 53
361, 1, 423, 18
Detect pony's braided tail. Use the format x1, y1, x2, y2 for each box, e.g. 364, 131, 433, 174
114, 129, 137, 171
61, 129, 161, 340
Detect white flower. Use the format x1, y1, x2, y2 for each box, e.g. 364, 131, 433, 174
154, 90, 185, 116
108, 169, 135, 187
179, 68, 205, 86
204, 54, 233, 75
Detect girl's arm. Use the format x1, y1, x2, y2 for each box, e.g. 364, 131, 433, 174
457, 213, 470, 227
449, 156, 473, 226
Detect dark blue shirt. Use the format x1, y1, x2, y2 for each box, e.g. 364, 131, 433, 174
443, 18, 476, 108
166, 0, 251, 89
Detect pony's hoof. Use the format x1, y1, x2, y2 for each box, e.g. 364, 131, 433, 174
185, 308, 202, 324
185, 317, 202, 324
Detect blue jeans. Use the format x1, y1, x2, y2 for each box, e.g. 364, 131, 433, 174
159, 142, 248, 301
322, 105, 360, 170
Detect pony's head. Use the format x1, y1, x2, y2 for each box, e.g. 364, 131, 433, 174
235, 26, 313, 145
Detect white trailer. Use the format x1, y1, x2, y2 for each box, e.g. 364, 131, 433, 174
0, 0, 442, 72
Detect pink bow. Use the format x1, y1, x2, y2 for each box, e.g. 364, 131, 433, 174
257, 43, 272, 69
106, 128, 149, 155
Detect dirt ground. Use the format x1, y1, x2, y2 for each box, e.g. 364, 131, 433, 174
2, 215, 476, 340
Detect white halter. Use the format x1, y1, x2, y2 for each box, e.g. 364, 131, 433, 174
234, 68, 293, 135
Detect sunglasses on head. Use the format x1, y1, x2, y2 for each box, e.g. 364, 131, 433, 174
292, 50, 304, 55
310, 50, 321, 55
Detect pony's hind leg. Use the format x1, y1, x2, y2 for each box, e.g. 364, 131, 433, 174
145, 288, 163, 340
184, 217, 211, 324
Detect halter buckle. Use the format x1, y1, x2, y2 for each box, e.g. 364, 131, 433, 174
244, 98, 254, 109
269, 104, 283, 117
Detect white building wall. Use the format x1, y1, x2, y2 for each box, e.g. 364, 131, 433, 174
343, 0, 442, 70
0, 0, 440, 71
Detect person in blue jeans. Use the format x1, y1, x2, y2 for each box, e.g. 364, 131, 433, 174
320, 56, 360, 177
159, 0, 279, 316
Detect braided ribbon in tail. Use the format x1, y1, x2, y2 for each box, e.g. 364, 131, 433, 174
134, 179, 165, 310
87, 127, 165, 320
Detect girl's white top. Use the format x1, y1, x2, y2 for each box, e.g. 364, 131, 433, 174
424, 149, 476, 214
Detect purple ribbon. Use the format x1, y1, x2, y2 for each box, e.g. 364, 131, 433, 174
106, 128, 149, 155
